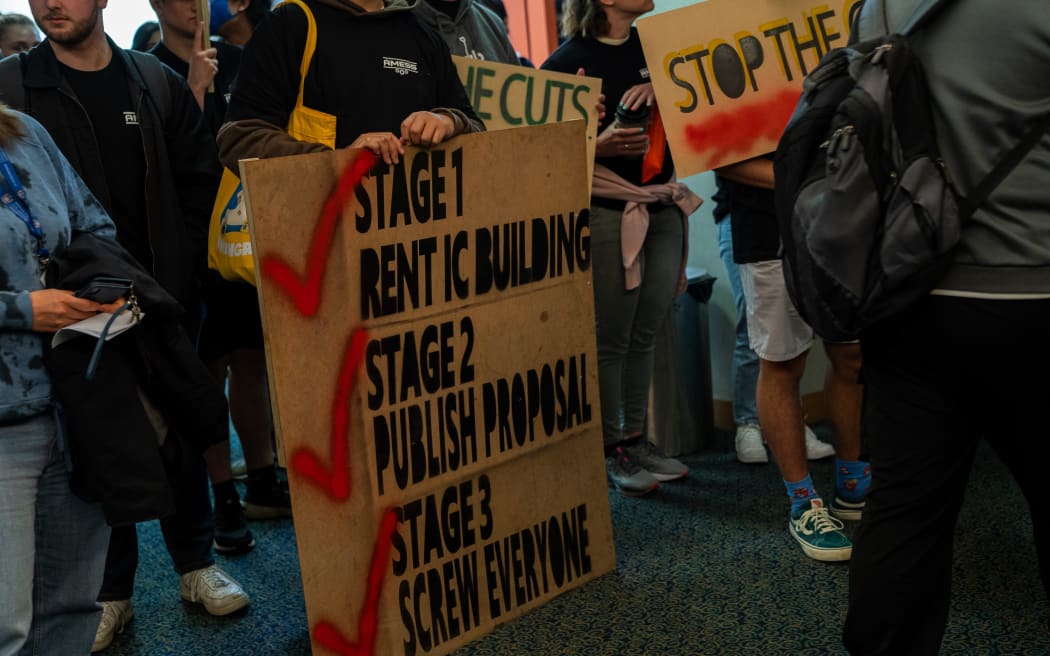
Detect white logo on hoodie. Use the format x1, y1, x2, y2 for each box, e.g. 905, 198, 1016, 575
459, 36, 485, 60
383, 57, 419, 75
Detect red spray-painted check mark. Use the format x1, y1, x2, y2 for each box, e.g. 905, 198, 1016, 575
261, 150, 377, 317
312, 509, 399, 656
289, 327, 368, 502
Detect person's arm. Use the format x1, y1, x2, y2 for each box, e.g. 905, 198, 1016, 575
429, 33, 485, 136
217, 4, 326, 170
715, 157, 775, 190
187, 22, 219, 111
7, 118, 120, 331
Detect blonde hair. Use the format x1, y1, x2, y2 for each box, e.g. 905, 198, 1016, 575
561, 0, 610, 39
0, 104, 24, 146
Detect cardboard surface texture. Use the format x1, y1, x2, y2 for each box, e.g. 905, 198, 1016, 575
240, 122, 615, 656
637, 0, 864, 176
453, 56, 601, 181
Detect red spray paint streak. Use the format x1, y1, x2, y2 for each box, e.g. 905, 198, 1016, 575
260, 150, 378, 317
312, 509, 399, 656
683, 88, 802, 169
289, 327, 368, 502
258, 151, 397, 656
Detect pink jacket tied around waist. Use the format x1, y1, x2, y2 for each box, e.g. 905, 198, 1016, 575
591, 163, 702, 290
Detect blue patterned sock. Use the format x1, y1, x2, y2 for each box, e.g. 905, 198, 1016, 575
784, 474, 820, 514
836, 458, 871, 502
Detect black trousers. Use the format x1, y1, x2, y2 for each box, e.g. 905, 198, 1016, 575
98, 449, 214, 600
843, 296, 1050, 654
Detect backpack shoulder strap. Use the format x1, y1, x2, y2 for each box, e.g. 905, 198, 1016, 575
126, 50, 173, 122
0, 53, 27, 112
959, 111, 1050, 220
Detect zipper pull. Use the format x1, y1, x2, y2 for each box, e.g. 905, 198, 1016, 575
871, 43, 893, 65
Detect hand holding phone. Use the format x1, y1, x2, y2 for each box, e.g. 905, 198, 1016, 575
74, 277, 134, 304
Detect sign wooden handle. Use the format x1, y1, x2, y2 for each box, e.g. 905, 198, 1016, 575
195, 0, 214, 93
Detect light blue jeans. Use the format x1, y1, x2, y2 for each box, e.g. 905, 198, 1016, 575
590, 204, 684, 446
716, 217, 760, 426
0, 413, 110, 656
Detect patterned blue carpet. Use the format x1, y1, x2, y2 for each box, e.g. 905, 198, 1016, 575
103, 429, 1049, 655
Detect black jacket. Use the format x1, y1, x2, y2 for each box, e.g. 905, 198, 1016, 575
0, 40, 222, 308
44, 233, 229, 527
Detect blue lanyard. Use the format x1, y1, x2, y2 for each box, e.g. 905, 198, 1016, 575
0, 147, 48, 272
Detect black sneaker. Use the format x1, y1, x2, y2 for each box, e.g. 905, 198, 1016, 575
606, 447, 660, 497
243, 479, 292, 520
213, 497, 255, 554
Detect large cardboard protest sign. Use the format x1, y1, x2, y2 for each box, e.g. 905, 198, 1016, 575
637, 0, 864, 176
453, 56, 601, 180
240, 121, 615, 656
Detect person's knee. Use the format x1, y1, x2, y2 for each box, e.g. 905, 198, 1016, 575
759, 352, 807, 381
825, 342, 862, 381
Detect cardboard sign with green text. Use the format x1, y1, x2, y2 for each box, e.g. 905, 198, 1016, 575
453, 56, 601, 181
239, 121, 615, 656
637, 0, 864, 176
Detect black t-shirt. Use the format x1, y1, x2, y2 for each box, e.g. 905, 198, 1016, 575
59, 54, 151, 269
542, 28, 674, 208
716, 154, 780, 264
150, 40, 242, 139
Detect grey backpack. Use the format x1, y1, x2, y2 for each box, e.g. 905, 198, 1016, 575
774, 0, 1050, 341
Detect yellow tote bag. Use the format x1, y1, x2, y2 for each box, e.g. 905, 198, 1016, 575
207, 0, 336, 285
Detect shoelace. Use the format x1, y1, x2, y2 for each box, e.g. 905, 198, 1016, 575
799, 507, 845, 535
198, 568, 232, 590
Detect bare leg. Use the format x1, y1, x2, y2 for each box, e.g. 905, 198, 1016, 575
823, 342, 863, 461
757, 351, 809, 482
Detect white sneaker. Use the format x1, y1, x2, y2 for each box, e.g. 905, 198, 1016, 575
179, 565, 250, 616
92, 599, 133, 652
230, 456, 248, 480
735, 424, 768, 463
804, 425, 835, 460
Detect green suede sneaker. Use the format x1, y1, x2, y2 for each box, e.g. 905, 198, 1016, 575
789, 498, 853, 562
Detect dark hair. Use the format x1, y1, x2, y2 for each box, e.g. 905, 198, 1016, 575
560, 0, 608, 39
131, 21, 160, 52
242, 0, 271, 30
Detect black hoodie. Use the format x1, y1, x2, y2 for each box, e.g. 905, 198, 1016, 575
218, 0, 483, 168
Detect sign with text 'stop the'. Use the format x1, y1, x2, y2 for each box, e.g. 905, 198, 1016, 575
240, 121, 615, 656
637, 0, 863, 176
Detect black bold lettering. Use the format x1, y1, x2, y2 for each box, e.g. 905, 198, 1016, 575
360, 248, 381, 319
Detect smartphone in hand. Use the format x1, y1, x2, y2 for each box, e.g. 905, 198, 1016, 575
73, 277, 134, 304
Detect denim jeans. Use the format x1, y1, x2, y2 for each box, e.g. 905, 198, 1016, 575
0, 413, 110, 656
716, 217, 760, 426
589, 204, 683, 445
